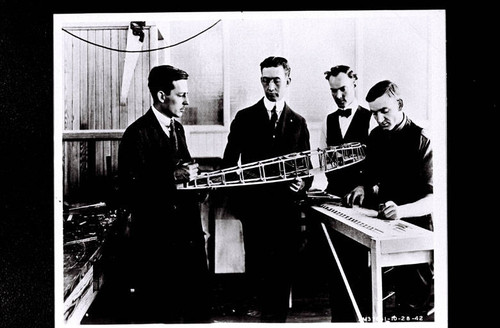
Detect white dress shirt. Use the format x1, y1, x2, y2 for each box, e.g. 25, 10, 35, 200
263, 97, 284, 120
319, 99, 359, 149
338, 99, 358, 138
151, 106, 175, 137
319, 100, 378, 149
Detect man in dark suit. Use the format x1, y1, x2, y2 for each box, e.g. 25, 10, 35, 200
118, 65, 210, 323
316, 65, 374, 322
222, 56, 312, 322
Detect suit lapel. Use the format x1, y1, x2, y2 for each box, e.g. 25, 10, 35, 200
145, 109, 175, 153
330, 111, 343, 143
277, 103, 295, 137
257, 98, 271, 125
344, 106, 362, 141
343, 107, 357, 141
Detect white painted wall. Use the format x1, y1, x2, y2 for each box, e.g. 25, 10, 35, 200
186, 11, 445, 158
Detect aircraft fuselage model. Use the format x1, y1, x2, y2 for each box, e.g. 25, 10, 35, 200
177, 142, 365, 190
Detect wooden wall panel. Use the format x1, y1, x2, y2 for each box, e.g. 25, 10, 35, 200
118, 32, 127, 129
63, 26, 151, 198
87, 30, 96, 131
110, 31, 120, 176
103, 29, 112, 179
95, 30, 104, 176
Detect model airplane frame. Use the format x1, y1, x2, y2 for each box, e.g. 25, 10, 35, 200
177, 142, 366, 190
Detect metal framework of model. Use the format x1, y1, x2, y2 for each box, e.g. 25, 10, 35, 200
177, 142, 366, 190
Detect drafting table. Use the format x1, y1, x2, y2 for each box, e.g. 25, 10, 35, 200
311, 203, 434, 323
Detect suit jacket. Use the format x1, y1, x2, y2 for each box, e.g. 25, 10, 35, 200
221, 98, 312, 322
222, 98, 312, 204
117, 108, 210, 322
118, 108, 204, 247
325, 105, 372, 196
223, 98, 311, 166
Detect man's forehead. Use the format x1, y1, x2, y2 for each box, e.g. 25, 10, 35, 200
261, 66, 286, 77
329, 73, 352, 88
369, 94, 394, 110
172, 79, 188, 91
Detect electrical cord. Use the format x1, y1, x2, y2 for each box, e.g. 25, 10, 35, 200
61, 19, 222, 53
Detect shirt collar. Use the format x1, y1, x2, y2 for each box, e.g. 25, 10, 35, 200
392, 112, 408, 132
263, 97, 285, 114
152, 105, 174, 127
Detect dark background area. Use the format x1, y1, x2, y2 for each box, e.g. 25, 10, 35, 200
0, 2, 496, 327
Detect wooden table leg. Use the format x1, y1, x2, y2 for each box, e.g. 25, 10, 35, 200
321, 222, 364, 323
371, 239, 383, 323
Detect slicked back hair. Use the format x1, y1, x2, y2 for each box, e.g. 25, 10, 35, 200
148, 65, 189, 102
260, 56, 291, 77
365, 80, 401, 102
324, 65, 358, 82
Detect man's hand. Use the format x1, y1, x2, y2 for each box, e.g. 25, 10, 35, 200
344, 186, 365, 207
377, 201, 400, 220
289, 177, 306, 192
174, 162, 199, 183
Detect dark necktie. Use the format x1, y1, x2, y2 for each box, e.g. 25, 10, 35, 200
338, 107, 352, 118
169, 118, 178, 151
269, 106, 278, 130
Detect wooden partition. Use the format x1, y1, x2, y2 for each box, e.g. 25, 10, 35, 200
61, 21, 228, 199
62, 25, 152, 199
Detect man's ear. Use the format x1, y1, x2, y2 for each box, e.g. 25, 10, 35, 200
397, 98, 404, 110
157, 90, 166, 103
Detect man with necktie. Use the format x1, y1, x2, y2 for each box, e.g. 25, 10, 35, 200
118, 65, 210, 323
222, 56, 312, 322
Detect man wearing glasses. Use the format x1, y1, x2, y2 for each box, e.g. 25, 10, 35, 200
222, 56, 312, 322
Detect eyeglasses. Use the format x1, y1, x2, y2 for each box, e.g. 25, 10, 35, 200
260, 77, 282, 86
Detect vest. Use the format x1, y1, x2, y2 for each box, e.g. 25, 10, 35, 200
325, 106, 371, 196
326, 106, 371, 146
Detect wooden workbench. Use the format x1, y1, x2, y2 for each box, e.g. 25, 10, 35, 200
311, 203, 434, 322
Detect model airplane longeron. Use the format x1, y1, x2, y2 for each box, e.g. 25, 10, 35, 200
177, 142, 366, 190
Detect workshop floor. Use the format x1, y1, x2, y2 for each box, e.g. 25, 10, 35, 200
81, 270, 433, 325
209, 272, 332, 323
80, 272, 332, 324
80, 225, 434, 325
80, 232, 334, 324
